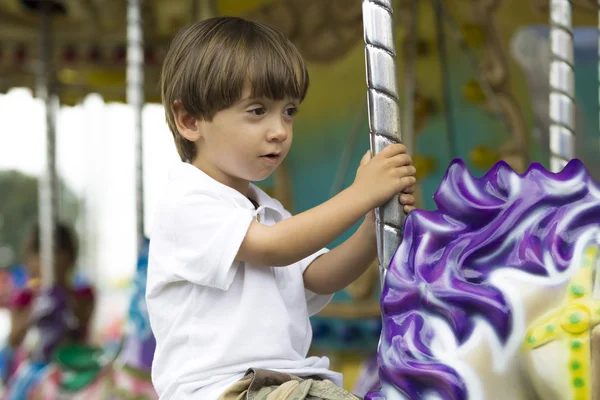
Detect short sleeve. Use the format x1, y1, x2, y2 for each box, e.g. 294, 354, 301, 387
165, 193, 254, 290
298, 248, 333, 316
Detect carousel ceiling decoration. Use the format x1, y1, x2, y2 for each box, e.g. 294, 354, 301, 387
0, 0, 596, 106
244, 0, 363, 63
0, 0, 202, 103
0, 0, 367, 104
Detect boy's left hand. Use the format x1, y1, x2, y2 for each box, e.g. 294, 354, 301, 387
365, 186, 417, 225
360, 146, 417, 224
400, 185, 416, 213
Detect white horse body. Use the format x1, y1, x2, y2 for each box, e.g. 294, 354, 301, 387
370, 160, 600, 400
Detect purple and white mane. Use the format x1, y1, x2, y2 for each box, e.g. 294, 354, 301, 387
368, 159, 600, 399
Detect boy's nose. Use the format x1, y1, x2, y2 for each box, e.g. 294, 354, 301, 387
267, 124, 288, 142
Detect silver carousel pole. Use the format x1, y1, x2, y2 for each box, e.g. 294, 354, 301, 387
127, 0, 145, 253
38, 1, 59, 288
549, 0, 575, 172
362, 0, 404, 285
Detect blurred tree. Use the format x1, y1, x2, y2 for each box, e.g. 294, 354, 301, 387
0, 170, 79, 266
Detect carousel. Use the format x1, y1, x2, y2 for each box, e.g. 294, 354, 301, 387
0, 0, 598, 399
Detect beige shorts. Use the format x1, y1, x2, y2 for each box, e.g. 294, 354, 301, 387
217, 368, 362, 400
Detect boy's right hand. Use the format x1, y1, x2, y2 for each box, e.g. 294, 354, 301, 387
353, 144, 416, 208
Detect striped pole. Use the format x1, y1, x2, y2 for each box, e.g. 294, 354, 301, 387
38, 1, 59, 288
127, 0, 145, 253
362, 0, 404, 285
549, 0, 575, 172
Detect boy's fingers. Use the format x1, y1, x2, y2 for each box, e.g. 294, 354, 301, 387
399, 194, 415, 205
360, 150, 372, 166
389, 154, 413, 167
399, 177, 417, 188
379, 143, 407, 157
402, 184, 416, 194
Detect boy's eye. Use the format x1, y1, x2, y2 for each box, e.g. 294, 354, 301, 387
248, 107, 266, 116
284, 107, 297, 117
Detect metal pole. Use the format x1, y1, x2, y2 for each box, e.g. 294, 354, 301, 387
549, 0, 575, 172
362, 0, 404, 285
38, 1, 58, 288
127, 0, 145, 253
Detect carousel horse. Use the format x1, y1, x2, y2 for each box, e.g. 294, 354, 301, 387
367, 158, 600, 400
25, 239, 157, 399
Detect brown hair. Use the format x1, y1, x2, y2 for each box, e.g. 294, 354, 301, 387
23, 222, 78, 263
160, 16, 309, 162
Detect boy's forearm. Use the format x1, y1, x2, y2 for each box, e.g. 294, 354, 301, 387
302, 220, 377, 294
245, 185, 373, 266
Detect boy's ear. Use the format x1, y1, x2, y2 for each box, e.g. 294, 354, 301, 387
173, 100, 202, 142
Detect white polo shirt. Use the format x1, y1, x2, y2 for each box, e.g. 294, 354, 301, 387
146, 162, 341, 400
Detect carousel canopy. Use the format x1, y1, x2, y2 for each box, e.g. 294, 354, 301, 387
0, 0, 597, 106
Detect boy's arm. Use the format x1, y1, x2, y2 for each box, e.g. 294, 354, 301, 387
236, 145, 416, 268
302, 188, 415, 295
302, 216, 377, 295
237, 185, 373, 267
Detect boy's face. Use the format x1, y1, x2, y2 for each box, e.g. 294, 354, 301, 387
182, 85, 297, 193
25, 249, 73, 283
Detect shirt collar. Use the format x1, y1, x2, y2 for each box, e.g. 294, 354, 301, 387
171, 162, 284, 214
248, 183, 282, 212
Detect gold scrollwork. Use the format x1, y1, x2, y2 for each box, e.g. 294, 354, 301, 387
530, 0, 598, 13
472, 0, 529, 173
244, 0, 363, 64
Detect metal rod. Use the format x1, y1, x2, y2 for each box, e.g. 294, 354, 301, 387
433, 0, 457, 159
38, 1, 58, 288
362, 0, 404, 285
127, 0, 145, 252
549, 0, 575, 172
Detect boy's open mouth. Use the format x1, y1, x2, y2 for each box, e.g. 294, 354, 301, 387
260, 153, 281, 164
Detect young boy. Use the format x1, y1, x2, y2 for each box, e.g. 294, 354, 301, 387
1, 222, 95, 390
146, 16, 416, 400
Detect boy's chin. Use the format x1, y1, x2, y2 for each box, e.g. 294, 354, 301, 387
250, 170, 276, 183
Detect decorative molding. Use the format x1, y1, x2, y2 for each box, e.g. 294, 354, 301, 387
530, 0, 597, 12
244, 0, 363, 63
472, 0, 529, 173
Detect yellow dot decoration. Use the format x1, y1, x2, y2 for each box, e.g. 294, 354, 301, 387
524, 245, 600, 400
559, 305, 591, 335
